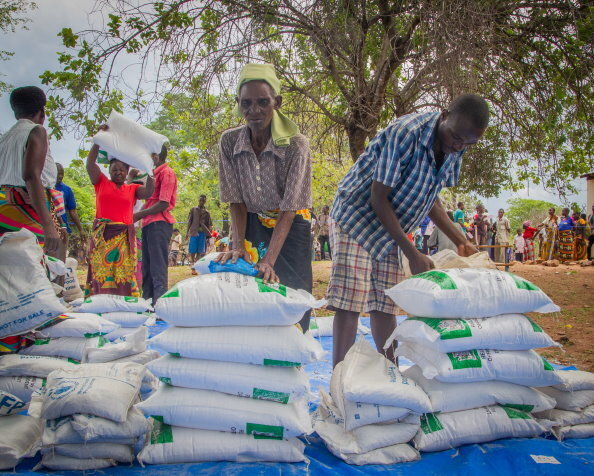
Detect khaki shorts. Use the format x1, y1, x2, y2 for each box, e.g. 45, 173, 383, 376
326, 220, 402, 315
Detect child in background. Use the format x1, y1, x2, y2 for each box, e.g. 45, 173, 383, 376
513, 228, 525, 262
169, 228, 182, 266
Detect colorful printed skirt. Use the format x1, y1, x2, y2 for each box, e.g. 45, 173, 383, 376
244, 210, 312, 332
524, 238, 535, 261
86, 219, 140, 297
0, 186, 65, 243
558, 229, 574, 262
574, 237, 588, 261
539, 229, 556, 261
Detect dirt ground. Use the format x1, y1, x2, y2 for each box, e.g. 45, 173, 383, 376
87, 260, 594, 371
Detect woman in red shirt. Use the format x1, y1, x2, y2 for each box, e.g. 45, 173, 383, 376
522, 220, 538, 263
85, 137, 154, 297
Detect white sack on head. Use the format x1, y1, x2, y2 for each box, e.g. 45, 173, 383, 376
92, 109, 168, 175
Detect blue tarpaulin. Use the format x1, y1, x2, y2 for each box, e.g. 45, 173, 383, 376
5, 317, 593, 475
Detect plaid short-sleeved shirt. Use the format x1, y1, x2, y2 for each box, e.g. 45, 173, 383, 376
330, 112, 464, 260
218, 126, 312, 213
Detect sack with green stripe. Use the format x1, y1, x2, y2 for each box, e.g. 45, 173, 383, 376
150, 325, 324, 366
35, 313, 119, 339
136, 385, 312, 439
391, 314, 558, 353
0, 229, 67, 338
404, 365, 555, 413
385, 268, 559, 318
75, 294, 152, 314
413, 405, 553, 452
147, 354, 310, 403
155, 273, 324, 327
395, 342, 563, 386
20, 335, 106, 361
0, 355, 79, 378
138, 421, 307, 465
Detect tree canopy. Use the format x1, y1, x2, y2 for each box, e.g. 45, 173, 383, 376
41, 0, 593, 198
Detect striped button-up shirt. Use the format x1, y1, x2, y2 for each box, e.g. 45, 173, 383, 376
331, 112, 463, 260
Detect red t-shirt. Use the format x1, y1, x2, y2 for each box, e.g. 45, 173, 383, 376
523, 226, 537, 240
141, 163, 177, 227
94, 174, 140, 224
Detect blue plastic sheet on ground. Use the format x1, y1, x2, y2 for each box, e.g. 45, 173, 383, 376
5, 316, 593, 475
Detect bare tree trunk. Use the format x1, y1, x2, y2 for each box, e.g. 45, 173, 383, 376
346, 123, 370, 161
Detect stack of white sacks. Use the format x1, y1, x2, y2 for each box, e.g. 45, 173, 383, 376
28, 362, 151, 471
535, 370, 594, 440
313, 339, 430, 464
137, 272, 325, 464
383, 268, 566, 452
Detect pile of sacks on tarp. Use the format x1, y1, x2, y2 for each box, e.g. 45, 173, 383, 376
136, 272, 325, 464
382, 267, 583, 452
28, 362, 151, 470
535, 370, 594, 440
313, 338, 430, 464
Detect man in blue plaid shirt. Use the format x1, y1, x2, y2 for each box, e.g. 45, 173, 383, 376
327, 94, 490, 366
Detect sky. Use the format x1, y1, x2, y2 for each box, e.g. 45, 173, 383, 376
0, 0, 588, 213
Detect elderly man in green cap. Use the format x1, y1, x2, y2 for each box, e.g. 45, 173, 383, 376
216, 63, 313, 332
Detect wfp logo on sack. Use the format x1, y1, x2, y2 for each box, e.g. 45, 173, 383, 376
48, 379, 79, 400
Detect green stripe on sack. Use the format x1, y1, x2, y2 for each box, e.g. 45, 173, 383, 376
501, 405, 532, 419
252, 388, 290, 404
509, 273, 540, 291
409, 317, 472, 340
502, 403, 534, 412
161, 286, 180, 298
447, 350, 483, 369
542, 356, 554, 371
263, 359, 301, 367
246, 423, 284, 440
410, 270, 457, 290
150, 416, 174, 444
255, 278, 287, 297
525, 316, 544, 333
420, 413, 444, 434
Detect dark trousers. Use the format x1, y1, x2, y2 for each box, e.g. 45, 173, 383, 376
588, 234, 594, 260
318, 234, 331, 260
515, 252, 523, 262
422, 235, 429, 255
142, 221, 173, 305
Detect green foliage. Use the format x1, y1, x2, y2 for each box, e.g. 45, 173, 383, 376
506, 198, 561, 234
41, 0, 593, 199
62, 159, 95, 224
0, 0, 36, 93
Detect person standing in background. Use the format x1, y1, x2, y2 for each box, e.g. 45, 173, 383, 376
453, 201, 466, 232
186, 194, 212, 273
317, 205, 331, 260
133, 146, 177, 305
473, 204, 489, 247
55, 163, 86, 247
514, 228, 525, 262
588, 205, 594, 260
427, 211, 462, 253
522, 221, 538, 263
573, 212, 588, 261
557, 208, 575, 263
494, 208, 510, 262
169, 228, 182, 266
537, 207, 558, 261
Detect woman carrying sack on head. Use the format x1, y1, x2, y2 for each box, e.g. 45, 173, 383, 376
216, 63, 312, 332
85, 129, 154, 297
